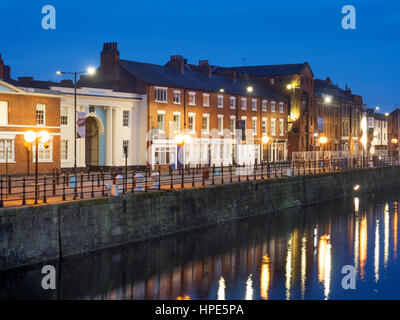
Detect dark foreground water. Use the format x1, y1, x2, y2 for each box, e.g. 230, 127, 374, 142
2, 188, 400, 300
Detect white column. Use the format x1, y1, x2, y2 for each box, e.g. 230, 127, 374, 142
106, 106, 113, 166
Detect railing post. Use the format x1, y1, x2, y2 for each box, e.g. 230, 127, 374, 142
22, 177, 26, 206
246, 163, 249, 181
80, 172, 84, 199
145, 168, 148, 191
238, 164, 241, 182
62, 174, 66, 201
43, 176, 47, 204
221, 163, 224, 184
181, 165, 184, 189
261, 161, 264, 180
212, 164, 215, 185
158, 168, 161, 191
170, 166, 174, 189
132, 171, 135, 193
52, 174, 56, 195
192, 167, 195, 187
101, 171, 105, 197
254, 162, 257, 180
73, 172, 78, 201
230, 164, 233, 183
0, 177, 4, 208
202, 167, 205, 186
8, 176, 11, 195
91, 174, 95, 198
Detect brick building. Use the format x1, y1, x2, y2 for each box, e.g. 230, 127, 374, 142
388, 109, 400, 157
215, 63, 315, 158
0, 80, 61, 175
80, 43, 289, 167
314, 78, 363, 152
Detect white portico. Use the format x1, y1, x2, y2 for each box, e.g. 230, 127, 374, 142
52, 86, 147, 169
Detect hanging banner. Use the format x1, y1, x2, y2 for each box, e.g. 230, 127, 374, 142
76, 112, 86, 138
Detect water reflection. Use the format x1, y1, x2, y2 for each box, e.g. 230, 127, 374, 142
2, 189, 400, 300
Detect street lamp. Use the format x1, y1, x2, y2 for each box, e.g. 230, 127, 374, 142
324, 96, 332, 104
262, 135, 271, 164
319, 136, 328, 168
391, 138, 398, 158
56, 67, 96, 173
360, 136, 368, 167
175, 134, 192, 169
24, 130, 50, 204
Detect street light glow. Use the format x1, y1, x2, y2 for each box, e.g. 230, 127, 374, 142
24, 131, 36, 144
391, 138, 398, 144
183, 134, 192, 144
174, 134, 184, 145
319, 136, 328, 144
247, 86, 254, 93
287, 84, 292, 90
39, 130, 50, 144
86, 67, 96, 75
324, 96, 332, 104
262, 136, 270, 144
219, 88, 225, 93
360, 136, 367, 146
376, 106, 380, 111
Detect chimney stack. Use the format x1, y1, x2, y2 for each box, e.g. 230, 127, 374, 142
326, 77, 331, 84
166, 55, 185, 73
0, 54, 11, 80
198, 60, 211, 77
215, 69, 237, 81
101, 42, 120, 67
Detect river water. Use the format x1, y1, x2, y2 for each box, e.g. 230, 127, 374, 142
2, 188, 400, 300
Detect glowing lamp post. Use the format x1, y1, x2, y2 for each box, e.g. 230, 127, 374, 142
24, 130, 50, 204
391, 138, 398, 159
319, 136, 328, 169
175, 134, 191, 169
262, 135, 270, 163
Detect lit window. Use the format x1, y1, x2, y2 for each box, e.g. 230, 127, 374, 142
0, 139, 14, 162
203, 94, 209, 107
279, 102, 284, 113
262, 118, 267, 134
271, 118, 276, 136
0, 101, 8, 125
33, 140, 52, 162
189, 92, 196, 106
230, 116, 236, 135
202, 114, 210, 133
279, 119, 284, 136
188, 113, 195, 132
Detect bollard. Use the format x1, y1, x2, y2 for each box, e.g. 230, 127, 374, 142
134, 173, 144, 191
151, 172, 160, 190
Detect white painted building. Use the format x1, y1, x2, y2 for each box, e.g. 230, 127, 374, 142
51, 86, 147, 169
367, 111, 388, 157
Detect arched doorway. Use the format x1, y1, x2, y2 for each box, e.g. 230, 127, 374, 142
85, 117, 99, 166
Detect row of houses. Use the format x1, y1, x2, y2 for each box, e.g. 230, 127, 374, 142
0, 43, 393, 175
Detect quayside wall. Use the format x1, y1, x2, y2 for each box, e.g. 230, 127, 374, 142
1, 166, 400, 270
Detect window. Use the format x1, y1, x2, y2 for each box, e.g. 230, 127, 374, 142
36, 104, 45, 126
252, 99, 257, 111
271, 101, 276, 112
262, 118, 267, 134
202, 114, 210, 133
217, 115, 224, 134
154, 147, 175, 165
189, 92, 196, 106
173, 113, 181, 132
252, 117, 257, 135
60, 107, 68, 125
230, 116, 236, 135
262, 100, 267, 112
174, 91, 181, 104
0, 101, 8, 125
230, 97, 236, 109
279, 102, 284, 113
218, 96, 224, 108
0, 139, 14, 162
61, 140, 68, 160
188, 113, 195, 132
203, 94, 209, 107
271, 118, 276, 136
270, 78, 275, 85
123, 110, 130, 127
279, 119, 284, 136
157, 112, 165, 133
123, 140, 129, 159
241, 98, 247, 110
33, 140, 52, 162
155, 87, 168, 102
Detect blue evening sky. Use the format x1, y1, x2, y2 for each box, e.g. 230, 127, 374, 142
1, 0, 399, 112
